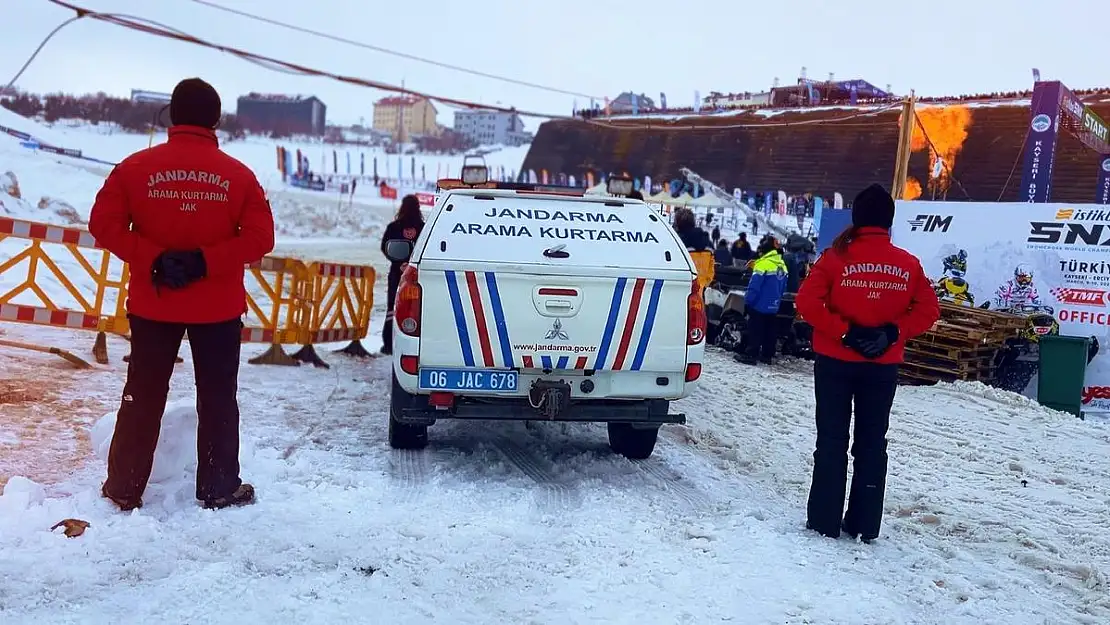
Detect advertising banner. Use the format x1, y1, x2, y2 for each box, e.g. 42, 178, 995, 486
1018, 81, 1063, 203
1098, 155, 1110, 205
1018, 81, 1110, 204
892, 200, 1110, 414
815, 208, 851, 254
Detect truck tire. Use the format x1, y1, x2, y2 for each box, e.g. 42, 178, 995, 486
607, 423, 659, 460
389, 411, 428, 449
390, 374, 428, 450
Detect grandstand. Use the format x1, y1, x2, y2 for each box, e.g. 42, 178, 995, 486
524, 88, 1110, 204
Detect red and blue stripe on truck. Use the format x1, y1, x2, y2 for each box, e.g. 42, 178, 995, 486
444, 271, 662, 371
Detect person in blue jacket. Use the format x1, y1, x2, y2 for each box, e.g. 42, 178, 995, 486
738, 235, 788, 365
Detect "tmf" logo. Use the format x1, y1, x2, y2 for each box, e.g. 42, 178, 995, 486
908, 214, 953, 233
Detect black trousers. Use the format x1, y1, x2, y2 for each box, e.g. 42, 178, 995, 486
806, 355, 899, 539
745, 310, 778, 360
381, 264, 401, 353
105, 315, 243, 502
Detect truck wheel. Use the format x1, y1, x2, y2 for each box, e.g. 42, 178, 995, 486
390, 374, 428, 450
389, 411, 428, 449
607, 423, 659, 460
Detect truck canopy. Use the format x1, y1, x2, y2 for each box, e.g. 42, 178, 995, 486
417, 190, 694, 274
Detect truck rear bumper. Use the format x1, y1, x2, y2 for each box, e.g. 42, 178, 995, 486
397, 395, 683, 427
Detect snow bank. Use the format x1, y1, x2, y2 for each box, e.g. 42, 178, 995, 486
0, 105, 74, 147
0, 476, 46, 514
90, 400, 199, 490
0, 138, 110, 224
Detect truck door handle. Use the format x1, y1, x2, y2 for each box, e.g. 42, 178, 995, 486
544, 300, 572, 309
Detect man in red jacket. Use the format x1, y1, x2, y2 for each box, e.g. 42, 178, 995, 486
795, 183, 939, 543
89, 78, 275, 512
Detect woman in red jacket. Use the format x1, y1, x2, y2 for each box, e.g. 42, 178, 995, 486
795, 183, 940, 543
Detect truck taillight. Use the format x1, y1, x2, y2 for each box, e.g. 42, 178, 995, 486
687, 278, 706, 345
396, 265, 422, 337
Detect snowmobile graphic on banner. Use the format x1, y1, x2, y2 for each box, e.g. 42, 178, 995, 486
980, 263, 1060, 343
933, 250, 976, 307
995, 263, 1041, 309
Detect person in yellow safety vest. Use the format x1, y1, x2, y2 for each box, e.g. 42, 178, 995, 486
738, 236, 788, 365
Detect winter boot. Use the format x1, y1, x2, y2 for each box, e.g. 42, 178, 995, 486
805, 519, 840, 539
202, 483, 256, 510
841, 521, 875, 544
735, 352, 758, 366
101, 483, 142, 512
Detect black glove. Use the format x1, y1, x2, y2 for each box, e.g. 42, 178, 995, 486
841, 325, 875, 351
843, 323, 899, 359
151, 250, 207, 290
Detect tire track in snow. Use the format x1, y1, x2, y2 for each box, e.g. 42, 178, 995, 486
491, 438, 582, 512
387, 450, 432, 503
632, 458, 716, 514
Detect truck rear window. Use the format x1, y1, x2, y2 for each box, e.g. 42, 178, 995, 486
420, 195, 685, 269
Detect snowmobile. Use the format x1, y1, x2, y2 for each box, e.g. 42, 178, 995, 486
704, 263, 813, 359
984, 302, 1060, 394
704, 264, 750, 350
980, 302, 1059, 343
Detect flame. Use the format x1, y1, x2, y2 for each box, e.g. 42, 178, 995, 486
910, 105, 972, 195
903, 177, 923, 200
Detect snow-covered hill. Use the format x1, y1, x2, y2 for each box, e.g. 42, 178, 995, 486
0, 107, 529, 235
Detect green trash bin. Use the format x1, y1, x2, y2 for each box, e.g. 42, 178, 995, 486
1037, 335, 1091, 418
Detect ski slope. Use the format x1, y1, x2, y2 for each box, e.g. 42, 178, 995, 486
1, 109, 1110, 624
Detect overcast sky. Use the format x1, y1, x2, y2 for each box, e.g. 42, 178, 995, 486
2, 0, 1103, 130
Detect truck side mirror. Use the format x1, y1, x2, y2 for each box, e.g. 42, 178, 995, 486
385, 239, 413, 263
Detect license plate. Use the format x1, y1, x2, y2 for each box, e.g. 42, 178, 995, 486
418, 368, 518, 392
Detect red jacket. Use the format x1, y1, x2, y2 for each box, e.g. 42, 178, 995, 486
796, 228, 940, 364
89, 126, 275, 324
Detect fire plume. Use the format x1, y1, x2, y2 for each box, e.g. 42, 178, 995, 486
903, 177, 923, 200
910, 105, 972, 196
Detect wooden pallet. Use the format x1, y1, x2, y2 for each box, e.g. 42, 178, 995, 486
904, 349, 997, 372
898, 302, 1024, 386
904, 340, 1000, 360
899, 361, 996, 385
936, 302, 1027, 332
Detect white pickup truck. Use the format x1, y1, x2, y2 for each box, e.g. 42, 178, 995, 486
385, 170, 706, 459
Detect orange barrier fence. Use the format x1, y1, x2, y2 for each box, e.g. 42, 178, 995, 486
0, 217, 377, 369
0, 218, 128, 364
241, 255, 312, 366
246, 258, 376, 368
287, 261, 375, 366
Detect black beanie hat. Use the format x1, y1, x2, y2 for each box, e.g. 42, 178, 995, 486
170, 78, 222, 128
852, 183, 896, 229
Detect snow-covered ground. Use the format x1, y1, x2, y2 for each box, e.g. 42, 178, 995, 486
3, 107, 1110, 624
3, 318, 1110, 624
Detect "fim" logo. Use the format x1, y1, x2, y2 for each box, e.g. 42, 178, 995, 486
908, 214, 953, 233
